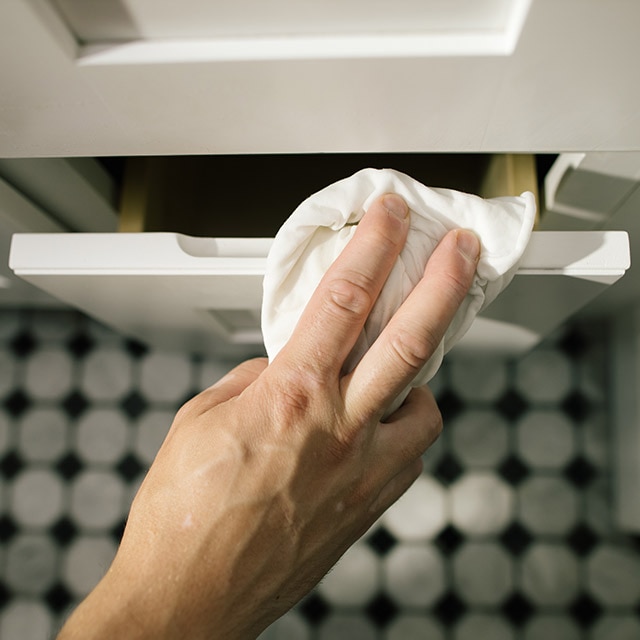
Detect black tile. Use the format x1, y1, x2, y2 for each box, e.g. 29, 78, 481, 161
366, 526, 397, 556
49, 517, 78, 546
55, 452, 84, 481
62, 390, 89, 419
562, 391, 592, 422
559, 328, 589, 359
67, 332, 95, 358
499, 522, 533, 556
0, 580, 11, 611
3, 390, 32, 417
433, 453, 463, 486
120, 391, 148, 419
299, 593, 331, 625
125, 338, 148, 359
433, 591, 467, 625
9, 331, 37, 357
501, 592, 535, 627
498, 455, 530, 487
0, 450, 25, 480
365, 592, 398, 628
495, 390, 529, 422
436, 390, 465, 422
434, 524, 465, 556
0, 514, 18, 543
44, 582, 74, 613
569, 593, 603, 628
567, 523, 600, 557
116, 453, 145, 481
564, 456, 597, 489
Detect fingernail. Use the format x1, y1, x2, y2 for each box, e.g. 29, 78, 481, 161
456, 229, 481, 262
383, 194, 409, 220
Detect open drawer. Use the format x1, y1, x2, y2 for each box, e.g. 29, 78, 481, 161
8, 230, 630, 358
5, 155, 632, 357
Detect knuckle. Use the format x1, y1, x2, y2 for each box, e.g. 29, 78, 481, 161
441, 269, 473, 306
325, 274, 375, 320
389, 327, 439, 374
269, 366, 327, 425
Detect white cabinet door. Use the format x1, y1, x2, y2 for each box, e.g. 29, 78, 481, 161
9, 231, 630, 358
1, 0, 640, 156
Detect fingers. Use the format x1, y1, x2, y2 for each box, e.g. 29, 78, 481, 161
344, 228, 480, 419
374, 386, 442, 472
276, 194, 410, 380
367, 386, 440, 514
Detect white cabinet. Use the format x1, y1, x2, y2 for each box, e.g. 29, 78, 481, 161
1, 0, 640, 156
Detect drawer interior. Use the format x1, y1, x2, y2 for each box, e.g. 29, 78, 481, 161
118, 153, 540, 236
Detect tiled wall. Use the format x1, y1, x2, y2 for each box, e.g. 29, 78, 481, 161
1, 309, 640, 640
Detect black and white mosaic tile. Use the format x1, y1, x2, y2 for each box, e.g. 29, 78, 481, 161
1, 309, 640, 640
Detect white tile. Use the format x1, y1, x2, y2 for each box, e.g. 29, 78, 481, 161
17, 408, 68, 462
449, 358, 508, 402
450, 410, 509, 467
133, 409, 173, 465
454, 614, 515, 640
450, 472, 514, 535
453, 542, 513, 606
30, 310, 80, 341
523, 615, 581, 640
521, 543, 579, 606
516, 410, 575, 469
0, 600, 53, 640
386, 615, 444, 640
63, 535, 117, 597
139, 351, 193, 403
76, 408, 128, 464
518, 476, 578, 535
10, 469, 65, 527
23, 347, 74, 401
0, 349, 17, 396
382, 475, 447, 541
317, 543, 379, 606
5, 534, 57, 594
258, 611, 311, 640
587, 545, 640, 606
318, 614, 377, 640
70, 470, 125, 529
80, 347, 133, 401
515, 349, 573, 403
384, 544, 445, 607
590, 615, 640, 640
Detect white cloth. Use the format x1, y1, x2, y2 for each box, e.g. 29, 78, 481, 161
262, 168, 536, 416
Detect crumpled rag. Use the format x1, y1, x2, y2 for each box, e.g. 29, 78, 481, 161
262, 168, 536, 416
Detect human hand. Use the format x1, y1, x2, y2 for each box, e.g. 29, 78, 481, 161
58, 194, 480, 640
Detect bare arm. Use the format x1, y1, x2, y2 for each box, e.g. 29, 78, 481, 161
57, 193, 480, 640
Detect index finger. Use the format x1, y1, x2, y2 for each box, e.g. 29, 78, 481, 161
275, 194, 410, 379
343, 228, 480, 418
